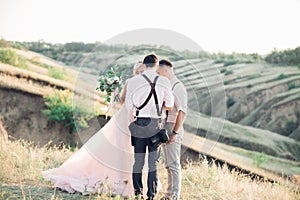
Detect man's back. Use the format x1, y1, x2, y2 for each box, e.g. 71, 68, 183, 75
126, 69, 174, 118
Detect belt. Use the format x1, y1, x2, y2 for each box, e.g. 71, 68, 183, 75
136, 117, 161, 120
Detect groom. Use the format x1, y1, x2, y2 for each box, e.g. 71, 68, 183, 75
126, 54, 174, 200
157, 59, 187, 200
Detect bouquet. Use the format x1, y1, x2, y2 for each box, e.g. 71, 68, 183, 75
96, 65, 123, 103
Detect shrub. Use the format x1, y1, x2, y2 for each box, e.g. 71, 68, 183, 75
275, 73, 289, 81
47, 66, 75, 83
224, 81, 230, 85
223, 60, 238, 67
214, 59, 225, 64
212, 52, 262, 65
47, 67, 67, 80
43, 91, 95, 131
288, 82, 299, 90
285, 120, 298, 135
0, 48, 28, 69
253, 152, 268, 167
11, 41, 29, 50
244, 60, 254, 64
247, 74, 262, 80
226, 96, 235, 108
220, 69, 227, 74
29, 57, 75, 83
224, 70, 234, 76
265, 47, 300, 66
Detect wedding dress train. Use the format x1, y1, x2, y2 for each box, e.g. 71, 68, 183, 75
42, 105, 136, 197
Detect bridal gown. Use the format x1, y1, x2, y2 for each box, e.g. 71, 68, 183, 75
43, 105, 135, 197
42, 105, 162, 197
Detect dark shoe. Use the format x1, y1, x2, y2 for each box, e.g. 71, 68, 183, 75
160, 195, 172, 200
134, 188, 144, 199
135, 194, 144, 200
146, 197, 154, 200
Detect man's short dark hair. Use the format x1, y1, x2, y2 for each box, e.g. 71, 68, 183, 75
143, 54, 158, 68
159, 59, 173, 68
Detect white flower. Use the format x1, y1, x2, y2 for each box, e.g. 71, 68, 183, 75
113, 76, 120, 82
107, 78, 114, 85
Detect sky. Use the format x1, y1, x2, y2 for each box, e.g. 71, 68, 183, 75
1, 0, 300, 54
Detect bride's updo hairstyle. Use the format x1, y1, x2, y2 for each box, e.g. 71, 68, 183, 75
133, 61, 144, 75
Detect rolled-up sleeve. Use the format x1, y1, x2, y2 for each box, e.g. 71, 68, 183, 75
174, 83, 188, 114
163, 79, 174, 108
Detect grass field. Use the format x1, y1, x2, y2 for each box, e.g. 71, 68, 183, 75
1, 47, 300, 199
0, 139, 299, 200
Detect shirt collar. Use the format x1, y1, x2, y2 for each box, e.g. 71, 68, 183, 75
142, 68, 158, 76
170, 76, 179, 84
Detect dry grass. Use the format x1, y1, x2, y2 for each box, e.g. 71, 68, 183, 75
0, 62, 74, 91
0, 139, 299, 199
0, 139, 73, 185
165, 161, 299, 200
0, 62, 105, 104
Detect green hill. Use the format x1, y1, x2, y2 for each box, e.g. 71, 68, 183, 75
1, 42, 300, 180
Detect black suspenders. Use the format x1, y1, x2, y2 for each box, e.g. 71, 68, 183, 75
135, 75, 180, 119
135, 74, 162, 117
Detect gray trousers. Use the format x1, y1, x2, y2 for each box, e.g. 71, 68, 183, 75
130, 118, 160, 198
162, 122, 183, 200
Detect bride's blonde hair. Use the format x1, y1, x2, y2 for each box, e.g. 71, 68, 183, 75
133, 61, 143, 75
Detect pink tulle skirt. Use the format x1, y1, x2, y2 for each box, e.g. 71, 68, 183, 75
43, 106, 161, 198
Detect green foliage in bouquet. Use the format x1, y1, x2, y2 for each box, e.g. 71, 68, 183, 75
96, 65, 124, 103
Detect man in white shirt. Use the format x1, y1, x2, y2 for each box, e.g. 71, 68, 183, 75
157, 59, 188, 200
126, 54, 174, 200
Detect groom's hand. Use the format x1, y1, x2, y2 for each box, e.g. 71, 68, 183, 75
168, 133, 177, 143
129, 113, 136, 123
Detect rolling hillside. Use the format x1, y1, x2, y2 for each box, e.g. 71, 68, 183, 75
0, 45, 300, 181
172, 59, 300, 140
0, 48, 107, 146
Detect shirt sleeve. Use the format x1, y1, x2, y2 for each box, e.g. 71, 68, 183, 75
125, 79, 134, 113
163, 78, 174, 108
173, 83, 188, 114
120, 81, 128, 103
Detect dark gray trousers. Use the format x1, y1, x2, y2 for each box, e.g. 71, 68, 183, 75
130, 118, 160, 198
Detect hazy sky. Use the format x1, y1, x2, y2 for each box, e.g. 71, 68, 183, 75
1, 0, 300, 54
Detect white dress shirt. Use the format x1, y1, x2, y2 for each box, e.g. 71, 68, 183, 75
167, 76, 188, 123
125, 69, 174, 118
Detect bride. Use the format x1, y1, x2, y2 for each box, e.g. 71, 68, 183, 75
42, 63, 148, 198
